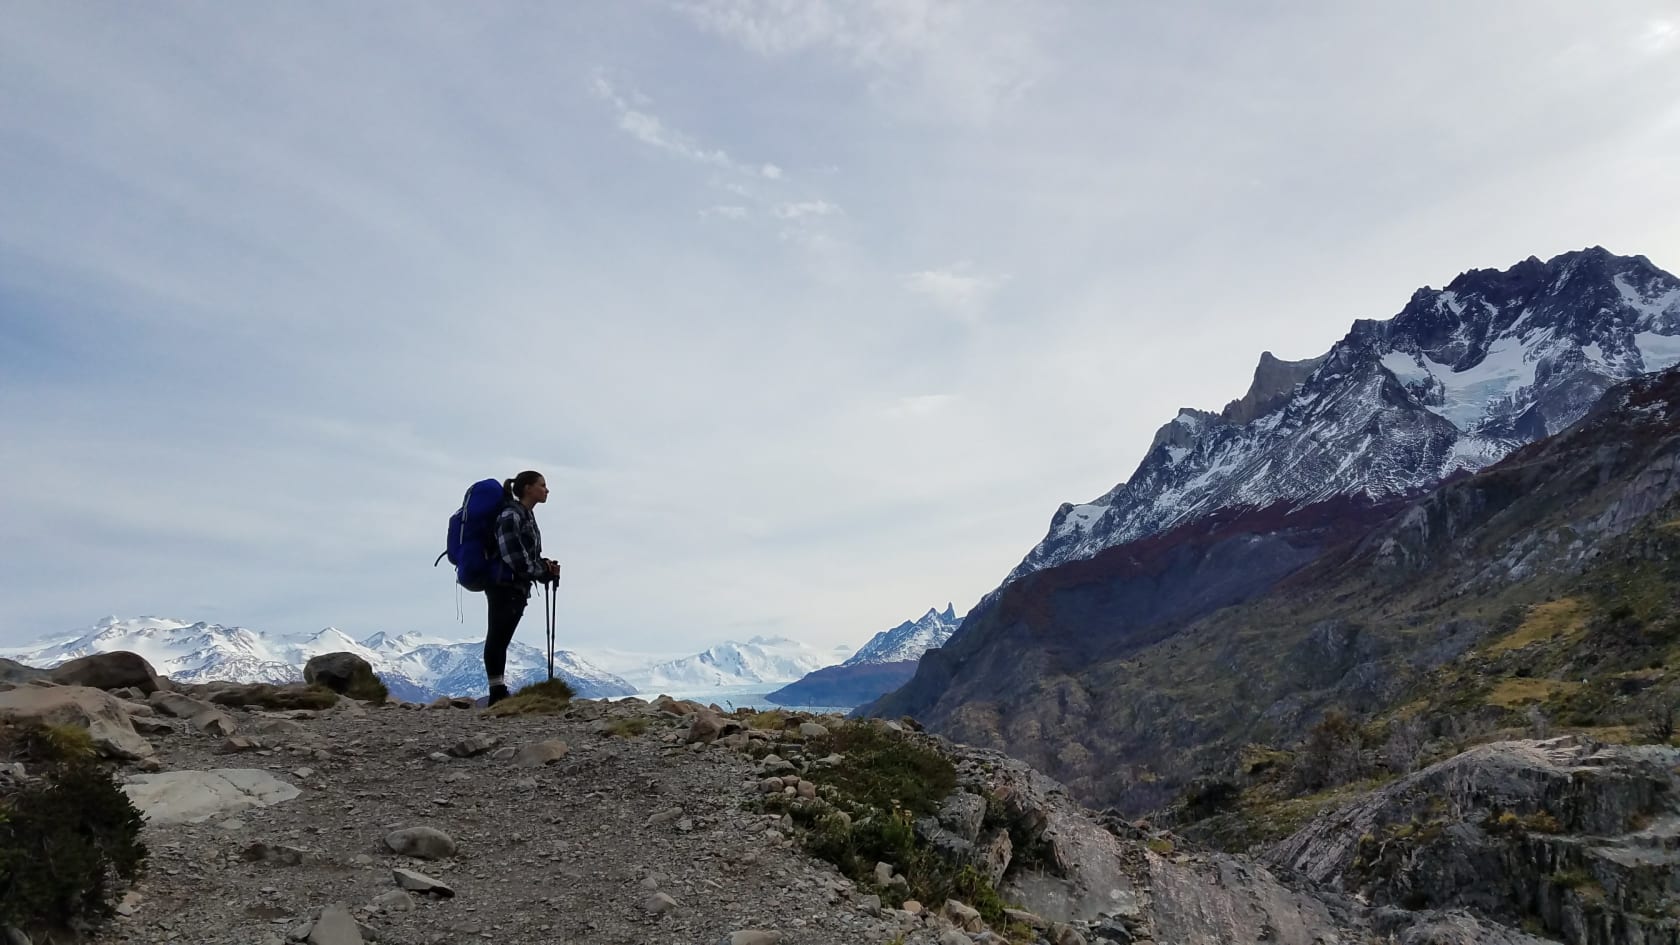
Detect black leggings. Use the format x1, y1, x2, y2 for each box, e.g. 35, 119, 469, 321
484, 583, 530, 682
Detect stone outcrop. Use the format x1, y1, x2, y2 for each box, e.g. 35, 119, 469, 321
121, 768, 302, 824
48, 650, 165, 694
1265, 736, 1680, 945
0, 684, 155, 759
303, 652, 376, 695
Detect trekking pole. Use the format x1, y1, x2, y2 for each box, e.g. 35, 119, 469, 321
545, 571, 558, 681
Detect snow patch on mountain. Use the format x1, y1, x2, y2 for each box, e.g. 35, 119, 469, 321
1010, 248, 1680, 586
842, 604, 961, 666
0, 616, 635, 700
623, 636, 837, 691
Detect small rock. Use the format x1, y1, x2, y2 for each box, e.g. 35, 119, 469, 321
490, 746, 517, 762
944, 898, 983, 932
190, 709, 238, 736
647, 806, 684, 826
874, 862, 895, 885
306, 903, 362, 945
292, 767, 315, 779
902, 899, 924, 916
371, 890, 415, 913
858, 894, 882, 917
513, 739, 569, 767
392, 868, 455, 898
384, 826, 457, 860
448, 734, 499, 758
798, 722, 829, 738
938, 930, 971, 945
719, 932, 782, 945
242, 841, 311, 866
115, 891, 144, 916
220, 735, 264, 753
644, 892, 679, 915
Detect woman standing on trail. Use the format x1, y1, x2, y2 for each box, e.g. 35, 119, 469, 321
484, 470, 560, 706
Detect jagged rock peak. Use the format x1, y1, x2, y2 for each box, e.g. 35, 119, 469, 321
1221, 350, 1332, 425
1148, 407, 1222, 453
1007, 247, 1680, 586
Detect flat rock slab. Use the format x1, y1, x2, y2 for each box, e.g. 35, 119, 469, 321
123, 769, 302, 825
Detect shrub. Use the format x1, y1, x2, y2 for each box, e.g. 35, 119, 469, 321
345, 667, 389, 703
802, 723, 956, 817
605, 717, 649, 737
1293, 709, 1365, 792
1639, 704, 1675, 744
1, 722, 96, 765
486, 678, 575, 717
744, 709, 790, 731
0, 759, 148, 935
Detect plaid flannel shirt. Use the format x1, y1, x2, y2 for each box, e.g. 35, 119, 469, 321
494, 502, 545, 589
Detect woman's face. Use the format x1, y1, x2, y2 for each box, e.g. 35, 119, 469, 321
526, 476, 549, 504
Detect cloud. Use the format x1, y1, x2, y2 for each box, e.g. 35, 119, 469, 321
885, 393, 956, 419
677, 0, 1048, 124
773, 200, 841, 219
906, 262, 1006, 318
1638, 19, 1677, 54
592, 74, 734, 167
761, 163, 784, 179
703, 204, 748, 219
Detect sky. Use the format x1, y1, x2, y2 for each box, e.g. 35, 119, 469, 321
2, 2, 1678, 660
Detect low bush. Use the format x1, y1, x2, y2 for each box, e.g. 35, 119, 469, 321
605, 717, 649, 737
0, 757, 148, 935
486, 678, 575, 717
345, 667, 389, 703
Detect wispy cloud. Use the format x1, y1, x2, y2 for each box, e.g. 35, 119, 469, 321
703, 204, 748, 219
773, 200, 841, 220
591, 74, 735, 168
677, 0, 1049, 124
885, 393, 956, 419
1638, 19, 1677, 55
906, 262, 1006, 320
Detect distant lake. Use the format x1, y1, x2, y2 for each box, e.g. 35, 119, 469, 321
619, 684, 854, 716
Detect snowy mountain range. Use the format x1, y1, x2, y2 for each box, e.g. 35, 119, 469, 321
765, 604, 962, 709
0, 617, 637, 701
1010, 247, 1680, 583
842, 604, 961, 666
617, 636, 849, 692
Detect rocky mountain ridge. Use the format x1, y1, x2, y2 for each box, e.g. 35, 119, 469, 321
868, 253, 1680, 822
1010, 247, 1680, 584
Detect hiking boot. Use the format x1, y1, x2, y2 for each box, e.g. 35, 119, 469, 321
487, 684, 511, 707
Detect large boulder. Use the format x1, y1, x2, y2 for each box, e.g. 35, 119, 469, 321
48, 651, 165, 694
0, 657, 50, 686
0, 685, 154, 759
304, 652, 378, 696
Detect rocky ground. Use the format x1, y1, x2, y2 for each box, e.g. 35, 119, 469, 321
6, 650, 1680, 945
81, 697, 909, 945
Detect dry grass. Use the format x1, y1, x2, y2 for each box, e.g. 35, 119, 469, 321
1486, 677, 1581, 707
484, 678, 575, 717
1485, 598, 1587, 654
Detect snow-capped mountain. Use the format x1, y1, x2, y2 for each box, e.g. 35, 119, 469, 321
1012, 247, 1680, 582
1, 616, 636, 700
842, 604, 961, 666
764, 604, 964, 709
623, 636, 842, 691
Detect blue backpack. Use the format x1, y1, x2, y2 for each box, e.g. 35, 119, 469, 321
435, 479, 510, 591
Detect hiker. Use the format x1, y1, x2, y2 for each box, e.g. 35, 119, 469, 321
485, 470, 561, 706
